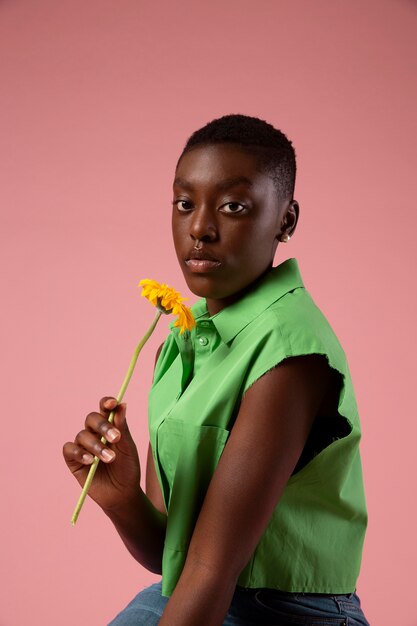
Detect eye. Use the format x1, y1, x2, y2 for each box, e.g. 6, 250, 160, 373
173, 199, 193, 212
220, 202, 246, 214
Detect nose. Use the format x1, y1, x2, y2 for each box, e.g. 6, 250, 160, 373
189, 206, 218, 243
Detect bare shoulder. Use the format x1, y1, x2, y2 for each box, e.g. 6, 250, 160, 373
241, 353, 332, 432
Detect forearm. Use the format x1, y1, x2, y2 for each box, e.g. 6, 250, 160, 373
104, 487, 167, 574
158, 562, 237, 626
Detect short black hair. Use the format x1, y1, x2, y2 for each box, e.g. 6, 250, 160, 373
176, 113, 296, 202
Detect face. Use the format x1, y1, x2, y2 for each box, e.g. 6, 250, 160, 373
172, 143, 297, 315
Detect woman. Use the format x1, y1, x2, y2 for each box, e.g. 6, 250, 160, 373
63, 114, 369, 625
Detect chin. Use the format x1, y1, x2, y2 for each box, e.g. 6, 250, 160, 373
181, 272, 224, 299
183, 276, 216, 298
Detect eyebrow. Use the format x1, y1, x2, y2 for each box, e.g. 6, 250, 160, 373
173, 176, 254, 191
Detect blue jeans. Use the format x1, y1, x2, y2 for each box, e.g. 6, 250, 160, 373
108, 580, 370, 625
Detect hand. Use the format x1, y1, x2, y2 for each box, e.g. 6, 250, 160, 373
63, 397, 141, 513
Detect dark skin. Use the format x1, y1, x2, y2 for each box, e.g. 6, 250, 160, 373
63, 143, 333, 625
172, 144, 299, 315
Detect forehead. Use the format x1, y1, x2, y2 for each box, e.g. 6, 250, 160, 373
174, 143, 265, 190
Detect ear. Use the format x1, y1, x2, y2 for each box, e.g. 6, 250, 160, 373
278, 200, 299, 242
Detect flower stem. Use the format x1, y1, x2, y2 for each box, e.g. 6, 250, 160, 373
70, 310, 162, 525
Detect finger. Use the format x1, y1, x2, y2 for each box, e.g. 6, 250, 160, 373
110, 403, 137, 456
112, 402, 127, 431
111, 403, 134, 445
74, 430, 116, 463
99, 396, 118, 415
85, 411, 121, 443
63, 441, 95, 469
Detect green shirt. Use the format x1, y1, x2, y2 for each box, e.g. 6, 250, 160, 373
148, 258, 367, 597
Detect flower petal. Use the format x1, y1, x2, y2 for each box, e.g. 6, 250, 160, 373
139, 279, 195, 333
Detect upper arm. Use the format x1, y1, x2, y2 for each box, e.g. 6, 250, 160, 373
184, 354, 332, 581
145, 343, 167, 515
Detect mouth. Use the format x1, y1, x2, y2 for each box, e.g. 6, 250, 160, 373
185, 249, 221, 273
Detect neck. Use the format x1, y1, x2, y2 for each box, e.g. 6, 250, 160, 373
206, 265, 273, 316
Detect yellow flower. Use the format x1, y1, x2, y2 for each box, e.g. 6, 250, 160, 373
139, 279, 195, 334
71, 277, 196, 525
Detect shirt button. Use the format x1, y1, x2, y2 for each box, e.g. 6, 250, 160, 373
198, 336, 209, 346
200, 321, 210, 327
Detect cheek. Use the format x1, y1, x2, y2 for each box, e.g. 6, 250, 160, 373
171, 216, 186, 250
230, 223, 277, 260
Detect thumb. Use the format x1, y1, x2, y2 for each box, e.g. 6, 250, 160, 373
111, 403, 136, 452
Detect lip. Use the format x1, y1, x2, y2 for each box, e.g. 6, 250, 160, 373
185, 259, 222, 272
185, 249, 221, 273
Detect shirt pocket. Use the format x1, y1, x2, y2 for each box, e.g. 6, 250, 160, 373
156, 419, 229, 551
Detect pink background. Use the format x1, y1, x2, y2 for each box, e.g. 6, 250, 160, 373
1, 1, 416, 624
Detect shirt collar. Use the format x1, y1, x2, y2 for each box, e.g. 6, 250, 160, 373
172, 258, 304, 345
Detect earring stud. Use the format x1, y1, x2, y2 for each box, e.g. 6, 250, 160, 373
280, 233, 290, 243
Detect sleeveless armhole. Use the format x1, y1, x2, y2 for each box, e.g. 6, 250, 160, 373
240, 294, 355, 472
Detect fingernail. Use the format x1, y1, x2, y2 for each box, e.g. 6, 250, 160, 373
101, 448, 115, 462
82, 453, 94, 464
106, 428, 120, 443
104, 399, 117, 409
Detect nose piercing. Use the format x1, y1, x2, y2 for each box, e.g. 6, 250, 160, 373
193, 239, 203, 250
